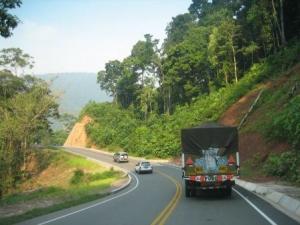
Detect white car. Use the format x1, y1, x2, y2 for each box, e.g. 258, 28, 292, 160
135, 161, 153, 174
113, 152, 129, 163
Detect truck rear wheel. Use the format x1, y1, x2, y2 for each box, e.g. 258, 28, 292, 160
185, 180, 192, 198
191, 189, 196, 197
224, 187, 232, 197
185, 180, 196, 197
185, 186, 191, 197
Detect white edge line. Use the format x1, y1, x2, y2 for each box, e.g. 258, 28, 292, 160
37, 173, 139, 225
163, 163, 278, 225
111, 174, 132, 193
233, 188, 277, 225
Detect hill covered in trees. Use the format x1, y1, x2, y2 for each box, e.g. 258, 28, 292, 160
80, 0, 300, 182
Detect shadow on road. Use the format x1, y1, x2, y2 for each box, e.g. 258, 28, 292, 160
188, 190, 235, 201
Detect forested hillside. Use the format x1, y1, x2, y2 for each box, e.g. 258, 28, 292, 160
81, 0, 300, 182
0, 70, 58, 197
0, 2, 60, 197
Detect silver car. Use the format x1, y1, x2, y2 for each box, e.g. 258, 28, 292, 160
113, 152, 129, 163
135, 161, 153, 174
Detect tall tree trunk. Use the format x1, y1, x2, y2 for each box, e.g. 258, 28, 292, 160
149, 98, 152, 114
262, 43, 267, 58
279, 0, 287, 45
163, 88, 167, 114
231, 45, 238, 83
273, 28, 280, 52
224, 72, 228, 85
159, 69, 166, 114
167, 86, 171, 115
271, 0, 286, 46
113, 91, 117, 105
141, 69, 145, 88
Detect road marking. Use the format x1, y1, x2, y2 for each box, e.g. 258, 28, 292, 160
150, 170, 182, 225
233, 188, 277, 225
37, 172, 139, 225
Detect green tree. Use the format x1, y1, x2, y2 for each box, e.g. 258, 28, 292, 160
240, 0, 276, 57
97, 60, 122, 103
0, 48, 34, 76
0, 69, 25, 99
115, 56, 140, 109
163, 13, 195, 51
137, 79, 157, 119
162, 25, 211, 110
98, 34, 161, 116
0, 74, 58, 197
208, 18, 242, 84
0, 0, 22, 38
130, 34, 159, 87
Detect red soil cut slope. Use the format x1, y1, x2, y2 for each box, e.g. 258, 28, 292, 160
219, 89, 288, 163
218, 64, 300, 164
64, 115, 92, 147
219, 90, 260, 127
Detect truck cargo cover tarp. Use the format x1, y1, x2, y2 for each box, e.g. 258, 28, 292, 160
181, 123, 238, 154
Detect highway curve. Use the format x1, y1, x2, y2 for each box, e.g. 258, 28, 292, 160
19, 147, 299, 225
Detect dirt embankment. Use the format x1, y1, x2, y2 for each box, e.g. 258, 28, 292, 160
219, 64, 300, 164
64, 115, 92, 147
219, 89, 288, 163
219, 90, 260, 127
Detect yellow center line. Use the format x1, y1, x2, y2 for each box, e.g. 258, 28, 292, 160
150, 170, 182, 225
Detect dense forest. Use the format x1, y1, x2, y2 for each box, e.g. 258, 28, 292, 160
0, 1, 59, 197
96, 0, 300, 115
83, 0, 300, 161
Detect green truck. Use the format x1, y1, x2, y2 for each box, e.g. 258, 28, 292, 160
181, 123, 239, 197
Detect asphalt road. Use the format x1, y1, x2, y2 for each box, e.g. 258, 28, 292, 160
19, 147, 299, 225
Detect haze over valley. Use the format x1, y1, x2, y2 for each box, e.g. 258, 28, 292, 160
37, 73, 112, 115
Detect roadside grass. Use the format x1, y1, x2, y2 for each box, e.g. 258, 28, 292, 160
64, 154, 101, 170
0, 148, 124, 225
0, 186, 65, 205
240, 159, 265, 180
0, 192, 109, 225
242, 66, 300, 136
239, 152, 264, 178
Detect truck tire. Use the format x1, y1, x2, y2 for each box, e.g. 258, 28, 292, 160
185, 180, 196, 197
185, 186, 191, 197
185, 180, 191, 197
224, 187, 232, 197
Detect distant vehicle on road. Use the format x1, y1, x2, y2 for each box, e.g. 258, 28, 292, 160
135, 161, 153, 174
181, 123, 239, 197
113, 152, 129, 163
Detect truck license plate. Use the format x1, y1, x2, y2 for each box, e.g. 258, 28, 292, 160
205, 175, 216, 182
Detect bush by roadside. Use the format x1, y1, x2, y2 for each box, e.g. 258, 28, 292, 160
263, 151, 300, 184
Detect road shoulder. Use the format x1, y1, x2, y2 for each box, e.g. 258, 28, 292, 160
236, 179, 300, 223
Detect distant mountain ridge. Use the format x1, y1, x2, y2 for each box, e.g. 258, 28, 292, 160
36, 73, 111, 115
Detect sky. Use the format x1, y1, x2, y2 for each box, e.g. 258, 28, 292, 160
0, 0, 191, 74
